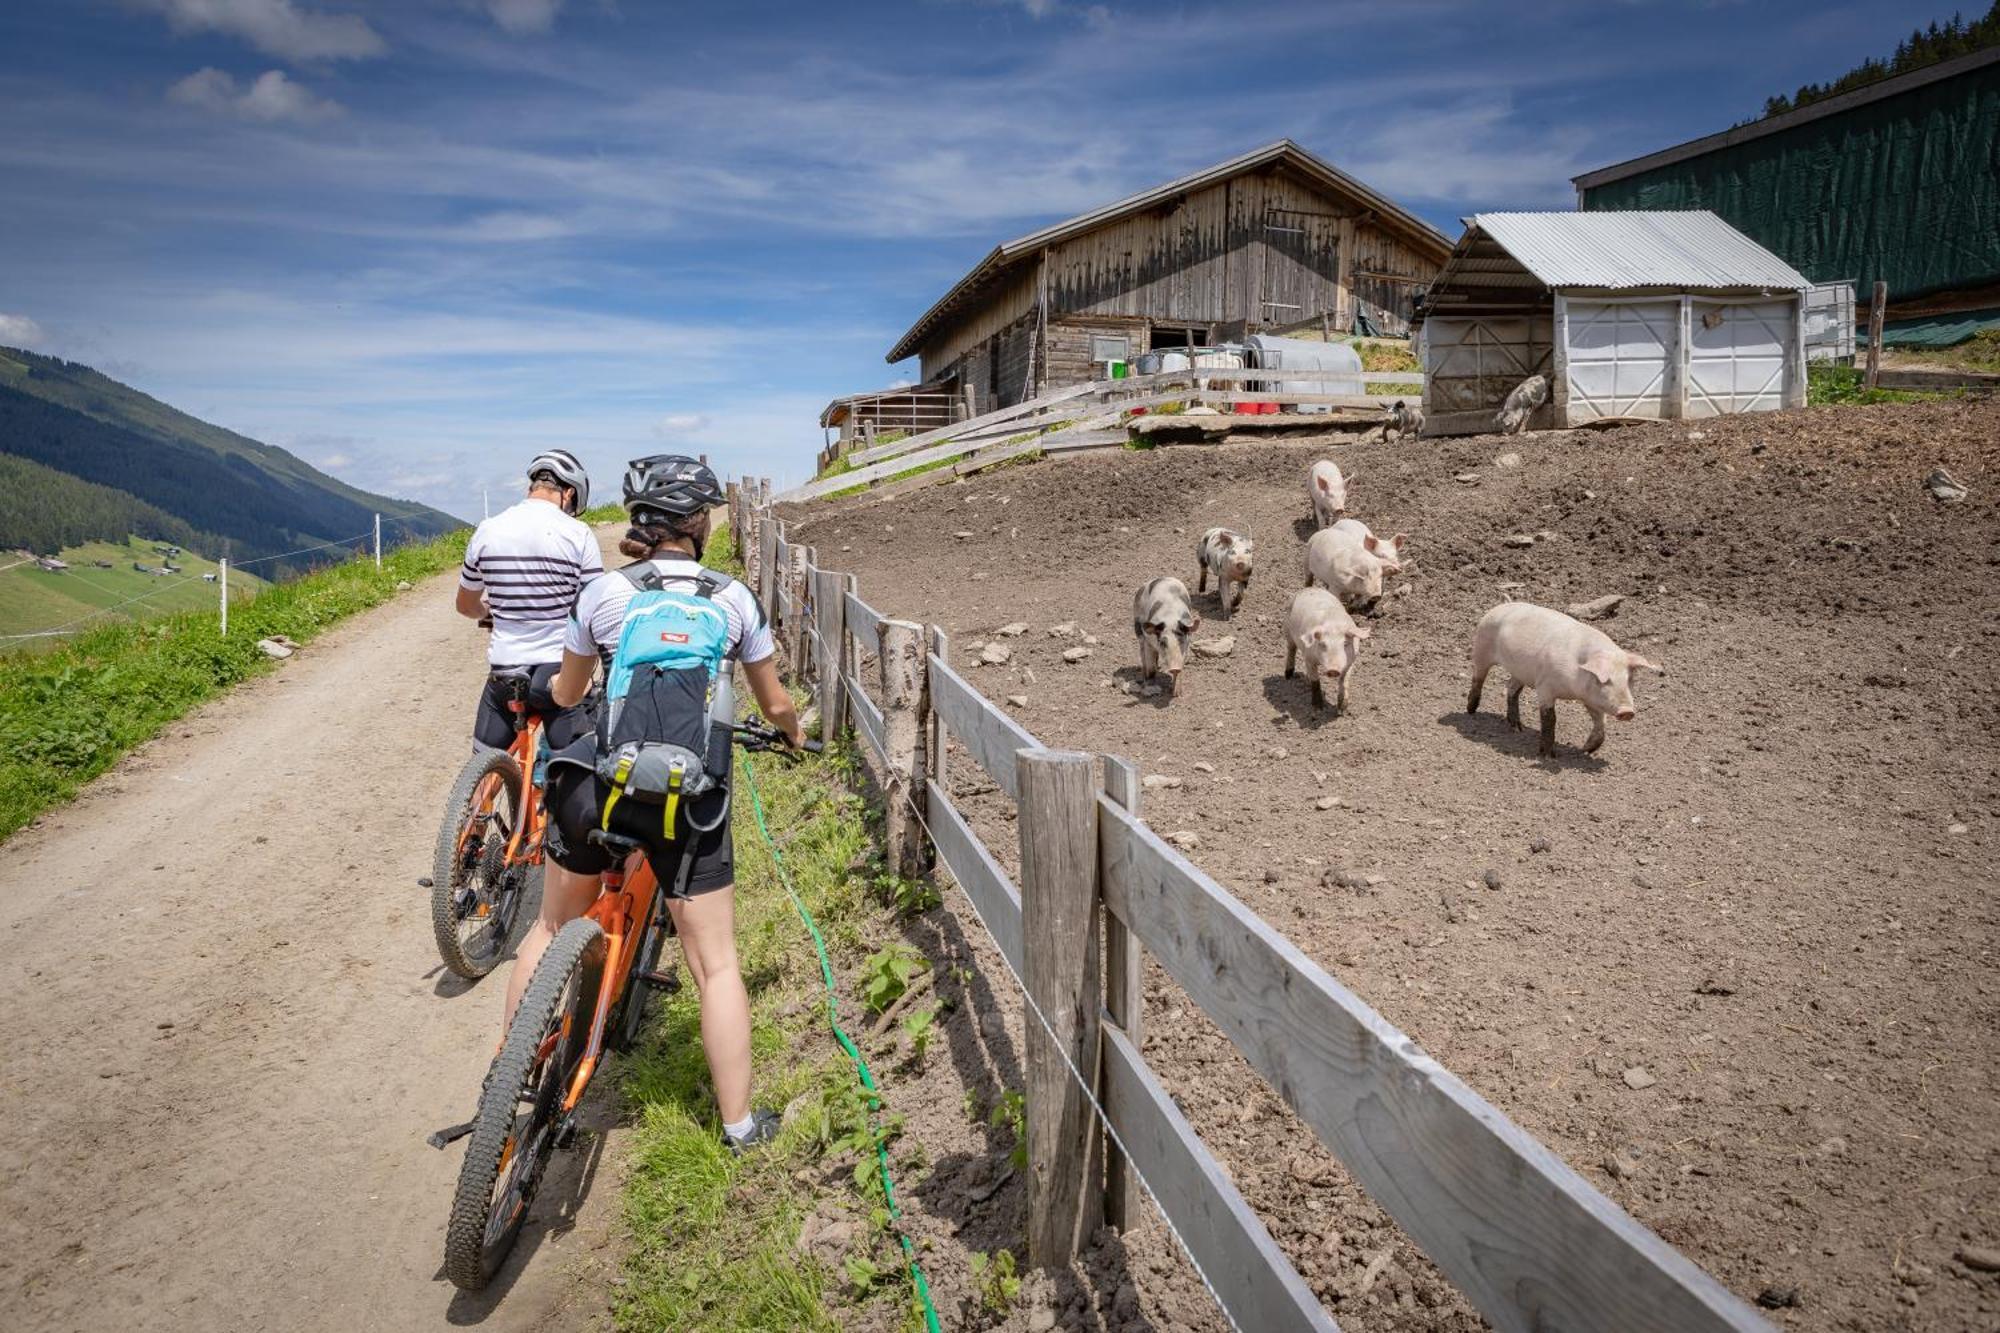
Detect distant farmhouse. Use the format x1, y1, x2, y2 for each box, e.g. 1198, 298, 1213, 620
878, 140, 1451, 422
1572, 47, 2000, 347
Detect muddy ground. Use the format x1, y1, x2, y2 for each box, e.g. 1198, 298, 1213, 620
788, 398, 2000, 1332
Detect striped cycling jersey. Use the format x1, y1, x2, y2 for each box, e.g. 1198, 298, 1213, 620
459, 498, 604, 664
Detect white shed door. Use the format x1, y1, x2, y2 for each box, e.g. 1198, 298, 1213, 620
1688, 299, 1795, 416
1565, 300, 1675, 420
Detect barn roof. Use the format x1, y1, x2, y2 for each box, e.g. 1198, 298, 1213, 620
1431, 211, 1810, 296
886, 139, 1452, 364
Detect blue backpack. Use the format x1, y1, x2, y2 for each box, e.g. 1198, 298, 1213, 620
594, 564, 736, 839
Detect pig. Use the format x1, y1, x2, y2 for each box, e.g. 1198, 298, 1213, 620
1494, 374, 1549, 435
1307, 459, 1348, 528
1195, 527, 1254, 619
1465, 602, 1665, 758
1306, 519, 1407, 612
1132, 576, 1200, 694
1284, 588, 1371, 717
1385, 399, 1424, 442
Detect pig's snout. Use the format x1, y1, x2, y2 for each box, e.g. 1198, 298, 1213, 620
1614, 706, 1636, 722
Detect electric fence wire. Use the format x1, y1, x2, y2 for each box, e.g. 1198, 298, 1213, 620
797, 616, 1247, 1333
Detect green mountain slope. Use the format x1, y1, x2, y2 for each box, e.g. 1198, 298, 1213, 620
0, 346, 462, 576
0, 535, 267, 646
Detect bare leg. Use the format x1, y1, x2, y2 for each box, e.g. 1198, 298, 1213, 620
504, 863, 602, 1033
668, 886, 752, 1125
1583, 708, 1606, 754
1538, 705, 1558, 758
1506, 681, 1524, 729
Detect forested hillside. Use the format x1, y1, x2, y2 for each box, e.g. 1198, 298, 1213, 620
0, 347, 461, 576
0, 453, 216, 556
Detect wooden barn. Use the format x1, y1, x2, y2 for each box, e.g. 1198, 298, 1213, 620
885, 140, 1452, 413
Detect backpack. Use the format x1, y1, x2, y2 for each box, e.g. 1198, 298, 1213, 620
594, 563, 736, 840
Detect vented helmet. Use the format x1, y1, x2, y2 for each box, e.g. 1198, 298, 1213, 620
622, 454, 724, 522
526, 448, 590, 515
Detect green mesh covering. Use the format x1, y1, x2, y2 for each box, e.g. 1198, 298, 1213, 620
1582, 61, 2000, 302
1871, 307, 2000, 347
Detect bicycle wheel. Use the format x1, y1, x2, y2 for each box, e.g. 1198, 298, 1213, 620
431, 748, 530, 979
442, 916, 603, 1290
609, 893, 670, 1053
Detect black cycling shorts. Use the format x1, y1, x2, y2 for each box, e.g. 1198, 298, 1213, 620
542, 758, 735, 897
472, 663, 592, 752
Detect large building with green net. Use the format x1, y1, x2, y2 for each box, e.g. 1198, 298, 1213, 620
1572, 48, 2000, 346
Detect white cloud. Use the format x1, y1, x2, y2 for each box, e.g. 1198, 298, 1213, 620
457, 210, 573, 242
136, 0, 386, 62
0, 313, 47, 349
652, 412, 712, 437
168, 68, 344, 122
479, 0, 563, 33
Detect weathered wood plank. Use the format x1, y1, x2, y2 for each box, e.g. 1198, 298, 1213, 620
843, 590, 884, 642
1098, 756, 1145, 1234
922, 778, 1022, 974
927, 654, 1042, 802
1100, 1025, 1337, 1332
847, 673, 885, 763
844, 380, 1108, 468
1095, 800, 1771, 1333
1018, 749, 1102, 1267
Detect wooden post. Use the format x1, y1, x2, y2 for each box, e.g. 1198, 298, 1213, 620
218, 558, 228, 636
1865, 280, 1887, 389
1099, 754, 1145, 1233
926, 625, 950, 803
785, 544, 811, 686
1017, 748, 1104, 1269
813, 567, 846, 740
878, 618, 928, 878
725, 480, 741, 546
760, 516, 781, 626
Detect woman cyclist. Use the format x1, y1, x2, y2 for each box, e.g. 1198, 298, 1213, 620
517, 454, 803, 1152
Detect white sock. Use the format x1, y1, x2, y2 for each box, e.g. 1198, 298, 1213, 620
723, 1113, 757, 1141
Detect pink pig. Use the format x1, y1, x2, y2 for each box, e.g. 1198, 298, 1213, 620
1466, 602, 1664, 757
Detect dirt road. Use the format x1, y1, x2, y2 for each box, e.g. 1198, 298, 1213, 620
0, 569, 617, 1333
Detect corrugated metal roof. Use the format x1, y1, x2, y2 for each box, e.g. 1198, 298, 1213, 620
1472, 211, 1810, 290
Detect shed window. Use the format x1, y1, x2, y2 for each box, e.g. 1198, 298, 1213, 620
1090, 334, 1131, 363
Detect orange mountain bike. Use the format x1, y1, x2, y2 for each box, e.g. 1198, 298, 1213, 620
428, 667, 549, 979
437, 718, 819, 1290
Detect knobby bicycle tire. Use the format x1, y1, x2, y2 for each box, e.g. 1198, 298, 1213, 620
442, 915, 602, 1290
431, 747, 529, 979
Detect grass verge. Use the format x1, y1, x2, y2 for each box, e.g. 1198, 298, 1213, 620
1806, 362, 1957, 405
612, 523, 935, 1332
0, 528, 469, 842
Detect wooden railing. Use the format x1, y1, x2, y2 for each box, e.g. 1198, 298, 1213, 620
788, 366, 1426, 504
725, 477, 1772, 1333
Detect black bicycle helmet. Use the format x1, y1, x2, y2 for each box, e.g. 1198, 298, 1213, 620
526, 448, 590, 515
622, 454, 724, 522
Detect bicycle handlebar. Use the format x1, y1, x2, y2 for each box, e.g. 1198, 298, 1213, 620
732, 718, 822, 757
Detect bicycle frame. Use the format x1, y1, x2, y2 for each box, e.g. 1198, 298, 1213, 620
453, 697, 547, 871
561, 853, 662, 1112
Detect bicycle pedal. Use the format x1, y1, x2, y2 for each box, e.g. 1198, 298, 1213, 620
426, 1119, 476, 1150
636, 968, 681, 994
553, 1116, 580, 1150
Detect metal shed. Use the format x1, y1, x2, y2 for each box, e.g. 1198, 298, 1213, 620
1417, 211, 1811, 434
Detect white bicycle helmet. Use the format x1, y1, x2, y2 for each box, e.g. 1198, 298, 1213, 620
526, 448, 590, 515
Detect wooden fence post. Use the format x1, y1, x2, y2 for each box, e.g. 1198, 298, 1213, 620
878, 619, 928, 878
1865, 280, 1887, 390
725, 480, 741, 545
760, 516, 781, 626
813, 567, 846, 740
926, 625, 950, 804
1017, 748, 1103, 1269
1099, 754, 1145, 1233
786, 545, 811, 686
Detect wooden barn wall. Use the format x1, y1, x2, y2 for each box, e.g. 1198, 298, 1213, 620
1351, 229, 1435, 337
919, 268, 1039, 382
1044, 315, 1150, 388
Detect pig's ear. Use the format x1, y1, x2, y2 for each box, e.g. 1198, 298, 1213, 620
1188, 612, 1202, 631
1389, 533, 1408, 552
1361, 534, 1379, 553
1627, 653, 1665, 676
1582, 651, 1617, 685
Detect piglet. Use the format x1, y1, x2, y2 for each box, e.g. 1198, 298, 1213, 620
1132, 576, 1200, 695
1306, 519, 1407, 612
1385, 400, 1424, 442
1195, 527, 1254, 619
1494, 374, 1549, 435
1466, 602, 1664, 757
1285, 588, 1370, 718
1308, 459, 1348, 528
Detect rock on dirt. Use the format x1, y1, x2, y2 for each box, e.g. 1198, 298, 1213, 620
1315, 795, 1341, 811
1062, 646, 1092, 663
1496, 452, 1523, 469
1481, 868, 1502, 891
1504, 533, 1537, 548
1005, 695, 1029, 708
1568, 594, 1627, 621
394, 580, 412, 591
1047, 621, 1079, 638
1529, 836, 1552, 854
1454, 472, 1480, 484
995, 621, 1029, 637
1957, 1246, 2000, 1272
256, 636, 297, 660
1623, 1066, 1658, 1090
1143, 774, 1183, 791
1193, 636, 1235, 658
978, 643, 1012, 666
1193, 761, 1215, 774
1924, 466, 1969, 502
1166, 830, 1201, 851
1756, 1285, 1802, 1310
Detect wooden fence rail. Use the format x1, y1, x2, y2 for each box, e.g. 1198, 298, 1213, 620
736, 484, 1772, 1333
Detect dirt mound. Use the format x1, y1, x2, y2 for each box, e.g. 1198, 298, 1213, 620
789, 399, 2000, 1331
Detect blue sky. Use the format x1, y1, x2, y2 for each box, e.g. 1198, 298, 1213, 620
0, 0, 1957, 518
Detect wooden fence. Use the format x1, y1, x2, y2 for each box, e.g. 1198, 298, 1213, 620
790, 365, 1426, 504
729, 479, 1772, 1333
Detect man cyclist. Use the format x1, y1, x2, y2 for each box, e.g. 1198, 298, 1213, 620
521, 454, 801, 1153
455, 449, 601, 751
